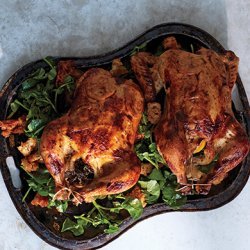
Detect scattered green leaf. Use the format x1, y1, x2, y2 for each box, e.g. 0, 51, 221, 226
139, 180, 161, 204
130, 42, 148, 56
162, 186, 187, 209
48, 199, 68, 213
198, 154, 219, 174
61, 218, 85, 236
135, 113, 166, 168
61, 195, 143, 237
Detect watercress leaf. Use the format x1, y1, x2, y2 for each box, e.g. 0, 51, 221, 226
32, 68, 47, 80
44, 57, 56, 68
22, 78, 38, 90
139, 180, 160, 204
159, 179, 167, 189
55, 87, 65, 95
27, 119, 44, 132
162, 186, 187, 209
71, 226, 84, 236
142, 113, 148, 125
121, 198, 143, 220
61, 218, 76, 231
110, 207, 122, 213
49, 200, 68, 213
61, 218, 84, 236
104, 224, 120, 234
37, 189, 49, 196
64, 75, 75, 85
148, 168, 165, 181
91, 213, 110, 227
154, 151, 166, 164
27, 106, 40, 119
33, 173, 52, 184
8, 101, 20, 118
163, 170, 177, 183
76, 218, 89, 227
48, 68, 57, 80
10, 101, 20, 112
44, 80, 55, 91
149, 142, 157, 152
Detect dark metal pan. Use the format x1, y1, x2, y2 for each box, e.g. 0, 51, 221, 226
0, 23, 249, 250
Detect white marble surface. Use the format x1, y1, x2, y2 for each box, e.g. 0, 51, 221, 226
0, 1, 250, 250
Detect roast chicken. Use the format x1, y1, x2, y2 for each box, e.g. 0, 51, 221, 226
40, 68, 144, 202
131, 37, 250, 194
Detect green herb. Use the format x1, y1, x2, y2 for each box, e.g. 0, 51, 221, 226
162, 186, 187, 209
198, 154, 219, 174
138, 180, 160, 204
139, 168, 187, 209
135, 113, 166, 168
21, 167, 55, 199
119, 197, 143, 219
54, 75, 75, 108
21, 166, 68, 212
61, 217, 86, 236
135, 113, 186, 209
48, 199, 68, 213
130, 42, 148, 56
61, 195, 143, 236
8, 57, 75, 138
43, 57, 57, 80
148, 168, 165, 181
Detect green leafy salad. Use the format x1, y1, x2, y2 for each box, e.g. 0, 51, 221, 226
5, 56, 187, 237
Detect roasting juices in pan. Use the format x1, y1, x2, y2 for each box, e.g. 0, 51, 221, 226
0, 35, 249, 239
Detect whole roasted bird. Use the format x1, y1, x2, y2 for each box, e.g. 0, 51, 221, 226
40, 68, 144, 202
131, 37, 249, 194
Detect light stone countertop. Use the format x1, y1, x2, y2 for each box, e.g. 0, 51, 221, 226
0, 1, 250, 250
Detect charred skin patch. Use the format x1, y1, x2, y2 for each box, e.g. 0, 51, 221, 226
113, 113, 125, 129
90, 128, 110, 151
66, 129, 91, 145
106, 181, 125, 192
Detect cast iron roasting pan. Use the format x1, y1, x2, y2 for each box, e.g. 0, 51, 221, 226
0, 23, 249, 250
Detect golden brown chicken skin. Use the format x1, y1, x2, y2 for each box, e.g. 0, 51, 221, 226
40, 68, 144, 202
131, 37, 249, 194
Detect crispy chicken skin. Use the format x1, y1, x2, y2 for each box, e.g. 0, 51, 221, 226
40, 68, 144, 202
131, 37, 249, 193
